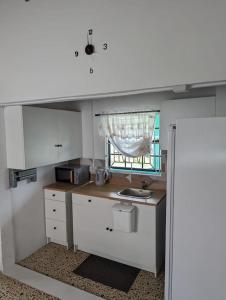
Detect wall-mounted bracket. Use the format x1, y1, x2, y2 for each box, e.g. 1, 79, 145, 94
9, 168, 37, 188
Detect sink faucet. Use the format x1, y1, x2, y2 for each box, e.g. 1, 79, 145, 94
126, 164, 133, 184
141, 179, 153, 189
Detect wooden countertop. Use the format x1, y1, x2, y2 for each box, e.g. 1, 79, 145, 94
71, 182, 165, 206
44, 182, 76, 192
44, 182, 166, 206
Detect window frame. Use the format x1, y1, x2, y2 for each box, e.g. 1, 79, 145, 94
106, 112, 162, 176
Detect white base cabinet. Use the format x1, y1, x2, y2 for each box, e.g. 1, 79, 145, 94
4, 106, 82, 169
44, 189, 73, 249
72, 194, 166, 275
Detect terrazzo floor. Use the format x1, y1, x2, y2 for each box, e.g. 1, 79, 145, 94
0, 272, 58, 300
18, 243, 164, 300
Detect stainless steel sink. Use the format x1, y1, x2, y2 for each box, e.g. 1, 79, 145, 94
117, 188, 153, 199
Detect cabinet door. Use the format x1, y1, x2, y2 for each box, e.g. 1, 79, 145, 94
23, 107, 58, 168
119, 204, 156, 271
44, 189, 66, 202
106, 203, 156, 272
73, 196, 120, 255
57, 110, 82, 162
81, 101, 94, 159
160, 97, 216, 150
93, 117, 106, 160
45, 199, 66, 222
46, 219, 67, 243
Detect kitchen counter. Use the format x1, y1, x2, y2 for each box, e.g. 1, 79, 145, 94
71, 182, 165, 206
44, 182, 166, 206
44, 182, 76, 192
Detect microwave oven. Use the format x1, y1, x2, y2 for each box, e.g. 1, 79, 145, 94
55, 164, 90, 185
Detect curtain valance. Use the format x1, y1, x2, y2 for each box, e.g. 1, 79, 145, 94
98, 112, 156, 157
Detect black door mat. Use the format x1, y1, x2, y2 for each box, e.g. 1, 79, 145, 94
73, 254, 140, 293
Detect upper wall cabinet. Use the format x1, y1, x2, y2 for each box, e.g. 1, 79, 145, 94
0, 0, 226, 104
160, 97, 216, 150
4, 106, 82, 169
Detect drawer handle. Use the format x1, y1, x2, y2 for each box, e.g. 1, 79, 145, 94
88, 199, 92, 203
53, 226, 57, 230
52, 194, 56, 197
110, 228, 113, 232
106, 227, 109, 231
53, 209, 56, 212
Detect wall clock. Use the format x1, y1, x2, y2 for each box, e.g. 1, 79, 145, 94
74, 29, 108, 74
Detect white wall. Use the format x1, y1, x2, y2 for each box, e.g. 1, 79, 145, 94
0, 107, 15, 271
0, 231, 2, 270
0, 0, 226, 104
216, 86, 226, 117
0, 106, 57, 268
11, 166, 55, 262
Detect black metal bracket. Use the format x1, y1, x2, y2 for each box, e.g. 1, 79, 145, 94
9, 168, 37, 188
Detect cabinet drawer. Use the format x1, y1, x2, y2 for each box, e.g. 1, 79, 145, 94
44, 189, 66, 202
72, 194, 116, 208
46, 219, 67, 242
45, 199, 66, 222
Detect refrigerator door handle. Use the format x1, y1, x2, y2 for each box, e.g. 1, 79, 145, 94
165, 124, 176, 300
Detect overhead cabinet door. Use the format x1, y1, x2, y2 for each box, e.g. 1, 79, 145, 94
4, 106, 82, 169
160, 97, 216, 150
23, 107, 59, 167
57, 110, 82, 163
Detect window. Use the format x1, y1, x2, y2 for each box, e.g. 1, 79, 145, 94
108, 113, 161, 174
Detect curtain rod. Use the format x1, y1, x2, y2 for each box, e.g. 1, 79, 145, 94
95, 110, 160, 117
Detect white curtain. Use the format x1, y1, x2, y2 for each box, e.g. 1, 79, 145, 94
98, 112, 156, 157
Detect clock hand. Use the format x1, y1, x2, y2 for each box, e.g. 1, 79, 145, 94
85, 29, 95, 55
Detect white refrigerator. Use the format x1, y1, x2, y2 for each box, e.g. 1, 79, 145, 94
165, 117, 226, 300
